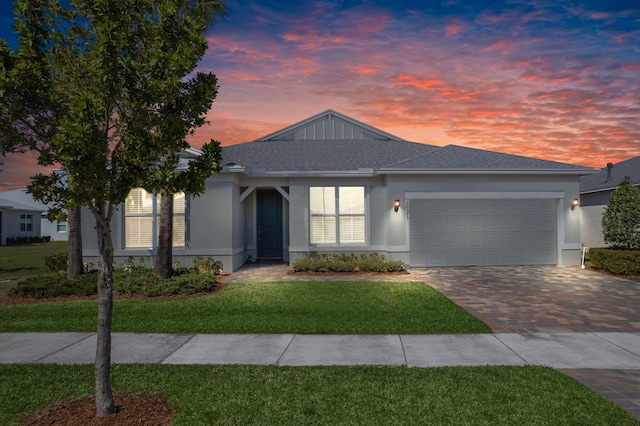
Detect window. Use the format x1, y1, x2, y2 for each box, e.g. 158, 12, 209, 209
57, 220, 67, 232
310, 186, 365, 244
124, 188, 186, 248
19, 214, 33, 232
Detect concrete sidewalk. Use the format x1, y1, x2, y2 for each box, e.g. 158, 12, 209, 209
3, 332, 640, 369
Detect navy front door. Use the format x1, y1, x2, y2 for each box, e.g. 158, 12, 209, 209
257, 189, 283, 259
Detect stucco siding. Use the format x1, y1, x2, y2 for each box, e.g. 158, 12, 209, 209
0, 209, 42, 245
581, 205, 605, 248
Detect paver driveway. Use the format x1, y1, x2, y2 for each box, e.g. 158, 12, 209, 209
412, 266, 640, 333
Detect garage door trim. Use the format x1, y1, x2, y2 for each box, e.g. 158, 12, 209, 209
405, 191, 564, 200
406, 192, 565, 266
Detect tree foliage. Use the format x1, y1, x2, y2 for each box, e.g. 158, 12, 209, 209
601, 176, 640, 249
1, 0, 224, 417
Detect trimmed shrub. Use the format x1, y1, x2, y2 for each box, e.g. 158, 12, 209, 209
11, 273, 97, 299
10, 261, 222, 299
192, 258, 224, 275
113, 269, 216, 297
44, 252, 68, 274
589, 248, 640, 275
6, 236, 51, 245
292, 253, 405, 273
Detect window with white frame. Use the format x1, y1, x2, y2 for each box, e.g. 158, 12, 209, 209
309, 186, 365, 244
19, 214, 33, 232
124, 188, 186, 248
57, 220, 67, 232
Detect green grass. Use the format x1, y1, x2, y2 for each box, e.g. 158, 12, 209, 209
0, 281, 491, 333
0, 242, 67, 294
0, 364, 636, 425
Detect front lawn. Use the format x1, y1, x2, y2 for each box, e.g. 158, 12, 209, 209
0, 281, 491, 334
1, 364, 636, 425
0, 242, 67, 294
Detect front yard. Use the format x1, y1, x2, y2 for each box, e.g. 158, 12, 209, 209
0, 280, 490, 334
1, 244, 637, 424
2, 364, 637, 425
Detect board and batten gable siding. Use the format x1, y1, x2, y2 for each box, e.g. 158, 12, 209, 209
262, 112, 398, 142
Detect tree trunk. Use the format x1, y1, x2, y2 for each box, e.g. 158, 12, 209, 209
154, 192, 173, 279
67, 206, 84, 280
95, 217, 115, 417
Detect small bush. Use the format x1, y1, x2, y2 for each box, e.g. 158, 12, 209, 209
5, 236, 51, 245
11, 262, 221, 299
292, 253, 405, 273
11, 273, 97, 299
588, 248, 640, 275
44, 252, 68, 274
121, 256, 152, 272
113, 269, 217, 297
192, 258, 223, 275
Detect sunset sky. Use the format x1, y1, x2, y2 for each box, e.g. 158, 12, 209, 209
2, 0, 640, 190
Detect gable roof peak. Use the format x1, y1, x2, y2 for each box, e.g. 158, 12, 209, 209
255, 109, 405, 142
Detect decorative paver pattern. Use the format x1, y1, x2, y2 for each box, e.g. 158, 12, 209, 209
412, 266, 640, 333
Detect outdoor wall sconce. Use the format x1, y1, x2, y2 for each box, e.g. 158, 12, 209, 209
571, 198, 579, 211
394, 199, 401, 212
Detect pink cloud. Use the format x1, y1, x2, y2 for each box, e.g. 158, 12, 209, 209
445, 21, 465, 37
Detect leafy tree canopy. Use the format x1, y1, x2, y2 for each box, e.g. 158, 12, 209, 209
602, 176, 640, 250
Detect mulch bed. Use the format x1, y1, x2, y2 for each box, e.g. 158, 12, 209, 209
20, 392, 173, 426
0, 284, 227, 306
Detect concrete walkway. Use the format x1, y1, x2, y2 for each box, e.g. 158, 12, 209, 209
3, 332, 640, 369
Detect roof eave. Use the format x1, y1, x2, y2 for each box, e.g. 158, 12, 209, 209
221, 168, 378, 177
580, 182, 640, 195
378, 168, 597, 175
220, 167, 595, 177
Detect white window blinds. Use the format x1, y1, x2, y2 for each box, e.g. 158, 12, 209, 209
124, 188, 186, 249
309, 186, 365, 244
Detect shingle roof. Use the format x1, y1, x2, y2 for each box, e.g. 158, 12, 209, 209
382, 144, 592, 171
580, 156, 640, 193
220, 110, 594, 175
221, 139, 441, 173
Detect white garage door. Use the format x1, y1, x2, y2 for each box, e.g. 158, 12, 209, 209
409, 199, 558, 267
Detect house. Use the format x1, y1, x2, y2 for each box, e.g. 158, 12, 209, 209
0, 188, 69, 245
81, 110, 595, 271
580, 156, 640, 248
0, 198, 42, 246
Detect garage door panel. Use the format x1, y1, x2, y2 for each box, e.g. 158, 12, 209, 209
447, 217, 465, 231
426, 217, 446, 231
409, 199, 557, 267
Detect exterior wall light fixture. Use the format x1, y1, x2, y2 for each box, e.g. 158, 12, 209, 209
571, 198, 579, 211
394, 199, 401, 212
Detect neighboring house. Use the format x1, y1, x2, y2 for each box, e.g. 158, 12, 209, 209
0, 188, 69, 245
580, 156, 640, 248
81, 110, 595, 271
0, 199, 43, 246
